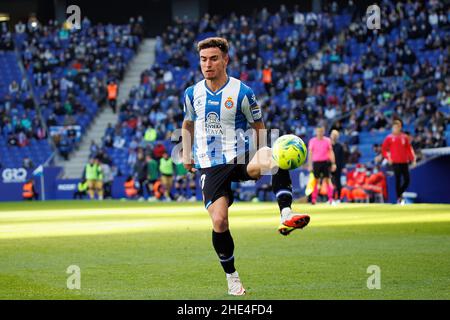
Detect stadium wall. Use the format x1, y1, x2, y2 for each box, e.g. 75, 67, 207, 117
386, 155, 450, 204
1, 159, 449, 203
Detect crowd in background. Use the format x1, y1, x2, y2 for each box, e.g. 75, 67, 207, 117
1, 1, 449, 203
0, 16, 144, 162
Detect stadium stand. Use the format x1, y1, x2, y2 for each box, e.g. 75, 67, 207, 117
1, 1, 448, 196
1, 17, 143, 171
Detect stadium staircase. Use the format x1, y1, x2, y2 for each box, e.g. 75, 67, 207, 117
58, 39, 156, 178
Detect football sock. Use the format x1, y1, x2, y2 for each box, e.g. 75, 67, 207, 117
272, 168, 293, 211
212, 229, 236, 274
327, 182, 334, 202
312, 182, 318, 203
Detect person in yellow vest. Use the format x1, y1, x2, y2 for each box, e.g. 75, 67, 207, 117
23, 179, 38, 200
73, 178, 88, 199
107, 81, 118, 113
124, 175, 138, 199
159, 152, 174, 201
95, 158, 104, 200
84, 157, 104, 200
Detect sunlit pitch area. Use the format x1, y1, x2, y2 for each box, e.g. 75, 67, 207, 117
0, 201, 449, 299
1, 202, 449, 239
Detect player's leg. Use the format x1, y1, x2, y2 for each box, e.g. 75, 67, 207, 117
400, 163, 410, 198
392, 164, 403, 202
87, 180, 95, 199
202, 166, 245, 296
333, 168, 342, 200
311, 162, 321, 205
208, 196, 245, 296
247, 147, 310, 236
96, 180, 104, 200
324, 162, 334, 204
247, 147, 293, 211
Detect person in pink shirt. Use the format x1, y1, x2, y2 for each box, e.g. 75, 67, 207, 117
307, 126, 336, 204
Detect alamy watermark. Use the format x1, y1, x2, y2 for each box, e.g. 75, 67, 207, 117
366, 4, 381, 30
366, 265, 381, 289
66, 5, 81, 30
66, 265, 81, 289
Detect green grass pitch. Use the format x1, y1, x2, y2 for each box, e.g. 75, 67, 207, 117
0, 201, 449, 299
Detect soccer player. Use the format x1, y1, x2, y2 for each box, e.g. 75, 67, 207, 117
307, 126, 336, 205
181, 37, 310, 296
381, 120, 416, 204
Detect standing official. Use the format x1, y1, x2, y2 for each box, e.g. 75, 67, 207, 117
330, 129, 345, 200
382, 120, 416, 204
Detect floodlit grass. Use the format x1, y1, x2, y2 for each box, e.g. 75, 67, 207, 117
0, 201, 449, 299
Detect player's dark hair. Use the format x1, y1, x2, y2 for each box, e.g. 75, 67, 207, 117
197, 37, 229, 55
393, 119, 402, 127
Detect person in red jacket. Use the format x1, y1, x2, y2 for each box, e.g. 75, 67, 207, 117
340, 164, 367, 202
363, 166, 387, 202
381, 120, 416, 203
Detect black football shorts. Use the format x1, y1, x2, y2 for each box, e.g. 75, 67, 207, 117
199, 154, 256, 209
313, 161, 331, 179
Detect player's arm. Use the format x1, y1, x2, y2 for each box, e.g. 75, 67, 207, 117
329, 143, 336, 172
250, 120, 266, 148
182, 88, 196, 172
406, 137, 416, 167
182, 119, 195, 172
381, 137, 391, 164
242, 88, 265, 149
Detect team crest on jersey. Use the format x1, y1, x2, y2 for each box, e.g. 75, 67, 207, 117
206, 112, 223, 135
224, 97, 234, 109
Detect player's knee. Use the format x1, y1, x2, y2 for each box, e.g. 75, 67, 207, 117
211, 214, 229, 232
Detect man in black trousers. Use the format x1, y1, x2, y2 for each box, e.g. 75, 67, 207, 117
330, 129, 346, 201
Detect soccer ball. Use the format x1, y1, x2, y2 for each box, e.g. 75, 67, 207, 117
272, 134, 307, 170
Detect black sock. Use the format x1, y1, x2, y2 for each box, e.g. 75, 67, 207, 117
272, 168, 293, 211
212, 229, 236, 274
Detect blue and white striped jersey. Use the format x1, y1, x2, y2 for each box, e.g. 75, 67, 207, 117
183, 76, 262, 169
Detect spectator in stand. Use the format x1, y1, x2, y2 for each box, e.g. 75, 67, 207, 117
101, 161, 114, 199
84, 157, 104, 200
73, 179, 88, 199
145, 154, 159, 200
174, 161, 189, 201
363, 165, 387, 202
382, 120, 416, 204
340, 164, 367, 202
159, 152, 174, 201
133, 151, 147, 200
22, 179, 38, 201
107, 80, 119, 113
7, 133, 18, 147
124, 175, 138, 199
348, 145, 361, 164
22, 157, 34, 170
58, 135, 71, 160
89, 140, 99, 158
262, 65, 273, 96
153, 142, 166, 160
